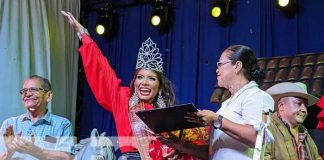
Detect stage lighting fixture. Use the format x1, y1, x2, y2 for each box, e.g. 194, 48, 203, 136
95, 11, 117, 40
278, 0, 289, 7
151, 7, 164, 26
211, 1, 226, 18
150, 0, 172, 32
210, 0, 232, 26
277, 0, 298, 18
96, 22, 106, 35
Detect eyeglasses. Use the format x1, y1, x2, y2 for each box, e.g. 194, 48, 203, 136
217, 61, 232, 68
19, 87, 48, 95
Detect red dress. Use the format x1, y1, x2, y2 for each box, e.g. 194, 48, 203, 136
80, 34, 152, 153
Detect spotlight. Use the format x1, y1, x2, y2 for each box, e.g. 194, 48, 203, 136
151, 15, 161, 26
151, 7, 164, 26
277, 0, 298, 18
278, 0, 290, 7
210, 0, 232, 26
211, 1, 226, 18
96, 19, 107, 36
150, 1, 172, 32
95, 11, 117, 40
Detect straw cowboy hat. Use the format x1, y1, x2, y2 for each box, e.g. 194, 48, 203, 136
266, 82, 319, 108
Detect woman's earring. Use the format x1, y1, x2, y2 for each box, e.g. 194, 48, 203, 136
157, 91, 166, 108
129, 90, 139, 107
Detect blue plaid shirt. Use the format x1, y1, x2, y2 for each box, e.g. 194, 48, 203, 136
0, 111, 73, 159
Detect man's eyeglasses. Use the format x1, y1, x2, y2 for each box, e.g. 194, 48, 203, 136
19, 87, 49, 95
217, 61, 232, 68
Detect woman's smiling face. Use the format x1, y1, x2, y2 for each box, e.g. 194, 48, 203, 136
134, 69, 160, 104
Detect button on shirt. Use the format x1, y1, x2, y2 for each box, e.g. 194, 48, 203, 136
0, 111, 73, 159
210, 81, 274, 160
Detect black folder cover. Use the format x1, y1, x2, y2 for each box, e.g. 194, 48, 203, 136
136, 103, 202, 133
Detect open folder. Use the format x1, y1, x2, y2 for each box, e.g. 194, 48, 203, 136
136, 103, 203, 133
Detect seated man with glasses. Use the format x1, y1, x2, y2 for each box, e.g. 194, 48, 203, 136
0, 75, 73, 160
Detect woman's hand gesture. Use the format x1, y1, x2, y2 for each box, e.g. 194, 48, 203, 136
61, 11, 84, 33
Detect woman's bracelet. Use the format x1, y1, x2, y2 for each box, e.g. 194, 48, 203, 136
76, 28, 89, 40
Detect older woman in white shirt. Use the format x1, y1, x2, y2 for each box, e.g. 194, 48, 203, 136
200, 45, 274, 159
159, 45, 274, 160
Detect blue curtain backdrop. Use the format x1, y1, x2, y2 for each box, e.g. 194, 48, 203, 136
78, 0, 324, 149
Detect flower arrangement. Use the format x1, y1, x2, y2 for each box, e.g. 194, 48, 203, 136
148, 126, 210, 160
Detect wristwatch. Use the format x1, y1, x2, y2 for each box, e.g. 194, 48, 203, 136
213, 115, 223, 129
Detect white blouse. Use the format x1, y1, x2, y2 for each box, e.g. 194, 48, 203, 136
211, 81, 274, 160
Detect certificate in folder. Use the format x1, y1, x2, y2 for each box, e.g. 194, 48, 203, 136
136, 103, 202, 133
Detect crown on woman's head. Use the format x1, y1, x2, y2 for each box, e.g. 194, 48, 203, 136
136, 37, 164, 73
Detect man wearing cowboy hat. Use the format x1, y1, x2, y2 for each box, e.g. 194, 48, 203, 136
264, 82, 321, 160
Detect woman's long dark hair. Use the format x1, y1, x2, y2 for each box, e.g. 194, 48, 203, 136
130, 69, 176, 108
